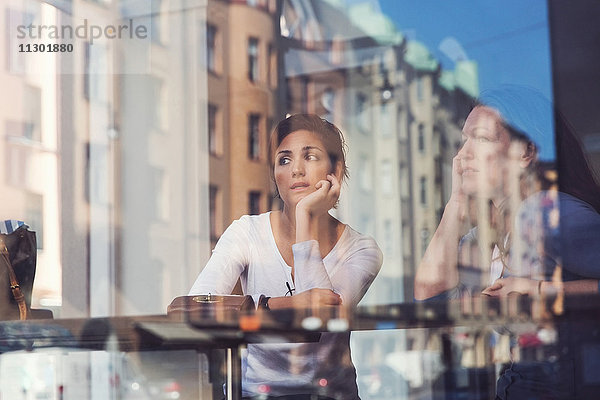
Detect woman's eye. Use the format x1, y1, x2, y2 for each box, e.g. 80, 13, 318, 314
278, 157, 291, 165
306, 154, 318, 161
475, 136, 491, 143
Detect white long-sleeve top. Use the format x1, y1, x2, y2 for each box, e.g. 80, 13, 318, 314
189, 212, 383, 399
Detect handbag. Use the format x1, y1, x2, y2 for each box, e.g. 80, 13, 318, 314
0, 223, 37, 320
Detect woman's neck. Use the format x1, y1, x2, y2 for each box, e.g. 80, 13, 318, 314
279, 204, 336, 243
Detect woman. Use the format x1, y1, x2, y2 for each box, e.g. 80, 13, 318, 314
190, 114, 383, 400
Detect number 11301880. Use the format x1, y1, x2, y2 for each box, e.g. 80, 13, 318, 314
19, 43, 73, 52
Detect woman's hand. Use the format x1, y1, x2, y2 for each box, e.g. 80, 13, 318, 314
295, 174, 341, 242
449, 155, 468, 221
291, 288, 342, 307
482, 277, 540, 297
296, 174, 341, 218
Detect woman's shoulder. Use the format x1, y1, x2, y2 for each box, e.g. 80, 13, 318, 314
222, 212, 271, 239
338, 224, 383, 259
235, 212, 270, 224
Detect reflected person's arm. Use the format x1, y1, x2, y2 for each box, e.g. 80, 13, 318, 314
414, 156, 466, 300
482, 276, 600, 297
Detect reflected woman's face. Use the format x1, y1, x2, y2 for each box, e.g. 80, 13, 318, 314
273, 129, 333, 207
457, 106, 528, 198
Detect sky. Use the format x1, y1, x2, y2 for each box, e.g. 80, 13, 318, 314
371, 0, 553, 100
343, 0, 555, 158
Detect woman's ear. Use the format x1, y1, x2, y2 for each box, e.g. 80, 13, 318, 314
333, 161, 343, 181
519, 142, 537, 168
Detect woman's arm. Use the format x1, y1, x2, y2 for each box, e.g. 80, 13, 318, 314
482, 276, 599, 297
188, 218, 250, 295
268, 234, 383, 310
414, 156, 467, 300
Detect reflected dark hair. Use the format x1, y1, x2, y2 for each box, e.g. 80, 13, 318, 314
555, 111, 600, 213
268, 114, 349, 182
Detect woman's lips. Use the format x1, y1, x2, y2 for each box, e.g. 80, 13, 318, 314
291, 182, 310, 190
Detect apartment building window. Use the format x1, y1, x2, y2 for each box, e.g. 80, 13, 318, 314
420, 176, 427, 206
151, 76, 168, 132
248, 114, 260, 159
26, 193, 44, 249
6, 9, 34, 73
84, 43, 109, 103
249, 191, 261, 215
207, 25, 217, 73
248, 38, 259, 82
5, 122, 34, 188
208, 104, 219, 155
358, 155, 372, 191
380, 101, 392, 138
321, 88, 335, 121
418, 124, 425, 153
356, 93, 368, 132
416, 76, 424, 101
209, 185, 219, 240
381, 160, 393, 196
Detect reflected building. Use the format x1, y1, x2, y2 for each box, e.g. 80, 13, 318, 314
206, 0, 280, 251
0, 3, 62, 310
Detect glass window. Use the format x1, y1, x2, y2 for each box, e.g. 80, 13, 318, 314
380, 101, 392, 137
3, 1, 599, 398
356, 92, 369, 132
207, 24, 217, 73
248, 37, 259, 82
416, 76, 424, 101
208, 104, 219, 155
321, 87, 335, 121
249, 191, 261, 215
381, 159, 392, 196
418, 123, 425, 153
358, 155, 372, 191
248, 113, 260, 159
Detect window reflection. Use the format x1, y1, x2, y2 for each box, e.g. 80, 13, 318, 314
3, 0, 598, 398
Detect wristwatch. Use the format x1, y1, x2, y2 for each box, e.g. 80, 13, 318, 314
258, 295, 271, 311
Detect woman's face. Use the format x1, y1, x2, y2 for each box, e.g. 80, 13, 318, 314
273, 129, 335, 207
457, 106, 529, 198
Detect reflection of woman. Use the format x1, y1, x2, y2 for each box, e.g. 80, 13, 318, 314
414, 86, 600, 301
414, 85, 600, 400
190, 114, 382, 399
